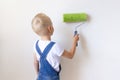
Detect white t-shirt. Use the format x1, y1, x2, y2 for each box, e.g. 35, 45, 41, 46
34, 40, 64, 71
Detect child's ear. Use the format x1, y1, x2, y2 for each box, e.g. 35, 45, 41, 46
48, 26, 52, 33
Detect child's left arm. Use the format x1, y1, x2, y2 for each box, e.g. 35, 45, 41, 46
62, 34, 79, 59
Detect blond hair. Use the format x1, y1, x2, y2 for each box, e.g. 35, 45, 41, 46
32, 13, 53, 36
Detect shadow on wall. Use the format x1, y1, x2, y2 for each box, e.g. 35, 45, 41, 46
61, 33, 90, 80
80, 33, 90, 59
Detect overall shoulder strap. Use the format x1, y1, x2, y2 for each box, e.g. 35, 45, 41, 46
42, 42, 55, 58
35, 40, 42, 56
35, 40, 55, 58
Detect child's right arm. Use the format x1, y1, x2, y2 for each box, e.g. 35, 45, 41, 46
62, 34, 79, 59
33, 53, 39, 75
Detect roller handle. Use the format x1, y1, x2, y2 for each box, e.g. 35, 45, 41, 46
74, 30, 78, 46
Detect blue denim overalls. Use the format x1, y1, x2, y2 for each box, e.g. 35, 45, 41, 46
36, 40, 61, 80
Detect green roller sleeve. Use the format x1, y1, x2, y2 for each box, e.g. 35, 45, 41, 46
63, 13, 87, 22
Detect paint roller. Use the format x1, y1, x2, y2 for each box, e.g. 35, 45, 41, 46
63, 13, 88, 46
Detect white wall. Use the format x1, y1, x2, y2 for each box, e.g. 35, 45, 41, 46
0, 0, 120, 80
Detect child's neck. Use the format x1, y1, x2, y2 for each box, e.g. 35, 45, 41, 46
40, 35, 51, 41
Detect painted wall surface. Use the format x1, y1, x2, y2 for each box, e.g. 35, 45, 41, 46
0, 0, 120, 80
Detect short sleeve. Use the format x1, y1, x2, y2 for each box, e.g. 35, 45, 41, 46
33, 41, 40, 61
53, 43, 64, 57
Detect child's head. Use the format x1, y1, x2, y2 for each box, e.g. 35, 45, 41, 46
32, 13, 54, 36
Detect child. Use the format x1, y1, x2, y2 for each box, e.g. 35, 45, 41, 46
31, 13, 79, 80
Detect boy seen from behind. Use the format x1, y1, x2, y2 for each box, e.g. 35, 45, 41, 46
32, 13, 79, 80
